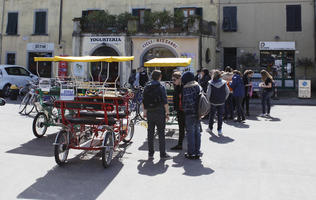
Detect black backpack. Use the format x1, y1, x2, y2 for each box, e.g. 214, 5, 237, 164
143, 84, 163, 109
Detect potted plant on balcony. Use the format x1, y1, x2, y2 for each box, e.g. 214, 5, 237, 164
173, 9, 185, 31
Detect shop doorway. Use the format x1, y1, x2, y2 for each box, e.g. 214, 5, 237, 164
142, 47, 176, 81
223, 48, 237, 69
28, 52, 52, 78
260, 50, 295, 88
91, 46, 119, 82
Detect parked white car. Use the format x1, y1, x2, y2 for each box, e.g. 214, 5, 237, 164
0, 65, 38, 97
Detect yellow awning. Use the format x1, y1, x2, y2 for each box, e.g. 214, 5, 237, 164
34, 56, 134, 62
34, 57, 57, 62
144, 58, 192, 67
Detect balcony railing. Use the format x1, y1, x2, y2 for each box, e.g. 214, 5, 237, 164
79, 11, 216, 36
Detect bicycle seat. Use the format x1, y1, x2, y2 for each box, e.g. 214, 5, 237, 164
65, 116, 116, 126
43, 101, 54, 107
79, 111, 127, 118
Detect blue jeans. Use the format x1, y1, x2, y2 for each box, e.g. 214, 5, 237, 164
185, 114, 201, 155
209, 104, 224, 131
261, 91, 272, 114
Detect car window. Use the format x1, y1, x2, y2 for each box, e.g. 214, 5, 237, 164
18, 67, 30, 76
5, 67, 21, 75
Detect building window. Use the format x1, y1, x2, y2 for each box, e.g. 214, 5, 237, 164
286, 5, 301, 32
34, 11, 47, 35
6, 12, 18, 35
132, 9, 151, 25
222, 6, 237, 32
174, 7, 203, 18
6, 53, 16, 65
82, 9, 103, 17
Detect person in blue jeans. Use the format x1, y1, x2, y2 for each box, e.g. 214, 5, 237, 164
181, 71, 202, 159
259, 70, 273, 117
206, 70, 229, 136
230, 70, 245, 122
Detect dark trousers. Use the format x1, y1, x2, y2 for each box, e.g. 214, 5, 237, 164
224, 93, 234, 118
177, 111, 185, 146
261, 91, 272, 114
242, 95, 250, 114
234, 96, 245, 120
147, 110, 166, 157
209, 104, 224, 131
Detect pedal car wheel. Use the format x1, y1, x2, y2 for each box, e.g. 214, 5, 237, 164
54, 130, 69, 166
102, 131, 114, 168
123, 121, 134, 143
32, 112, 48, 138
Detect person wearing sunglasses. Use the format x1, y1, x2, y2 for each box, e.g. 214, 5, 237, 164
170, 71, 185, 150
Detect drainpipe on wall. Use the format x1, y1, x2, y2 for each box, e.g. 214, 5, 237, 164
58, 0, 63, 46
314, 0, 316, 62
0, 0, 6, 64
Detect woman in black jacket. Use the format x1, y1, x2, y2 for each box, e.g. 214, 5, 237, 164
199, 68, 211, 93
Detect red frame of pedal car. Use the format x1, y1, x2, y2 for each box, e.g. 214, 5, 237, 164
54, 95, 130, 151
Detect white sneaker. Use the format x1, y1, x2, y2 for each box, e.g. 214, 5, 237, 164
218, 129, 223, 135
206, 127, 212, 133
265, 113, 271, 117
259, 113, 265, 117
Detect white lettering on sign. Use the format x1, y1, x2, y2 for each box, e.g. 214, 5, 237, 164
89, 37, 122, 44
142, 39, 179, 49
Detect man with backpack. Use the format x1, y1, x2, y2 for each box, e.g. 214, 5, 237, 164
206, 70, 230, 136
142, 70, 170, 160
181, 71, 202, 159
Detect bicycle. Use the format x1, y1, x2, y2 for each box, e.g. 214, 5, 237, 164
18, 80, 39, 115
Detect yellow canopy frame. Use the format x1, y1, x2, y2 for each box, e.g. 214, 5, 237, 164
144, 57, 191, 67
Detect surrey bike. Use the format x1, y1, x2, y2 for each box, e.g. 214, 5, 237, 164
47, 56, 135, 168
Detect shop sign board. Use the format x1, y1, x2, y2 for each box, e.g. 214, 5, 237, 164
27, 43, 54, 51
259, 41, 295, 50
73, 62, 85, 77
142, 38, 179, 50
298, 80, 311, 98
60, 89, 75, 101
89, 37, 123, 44
39, 78, 51, 92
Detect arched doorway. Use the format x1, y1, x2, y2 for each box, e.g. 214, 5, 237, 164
142, 46, 177, 81
91, 46, 119, 82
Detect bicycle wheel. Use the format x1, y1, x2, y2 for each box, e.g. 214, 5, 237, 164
123, 121, 134, 143
24, 95, 35, 115
19, 94, 30, 114
32, 112, 48, 138
101, 131, 114, 168
54, 130, 69, 166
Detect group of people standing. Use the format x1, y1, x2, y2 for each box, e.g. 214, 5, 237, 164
141, 67, 274, 160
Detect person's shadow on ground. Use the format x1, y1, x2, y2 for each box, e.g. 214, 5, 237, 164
172, 152, 214, 176
208, 132, 234, 144
137, 159, 168, 176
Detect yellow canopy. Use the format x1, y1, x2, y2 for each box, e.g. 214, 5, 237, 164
144, 57, 192, 67
34, 56, 134, 62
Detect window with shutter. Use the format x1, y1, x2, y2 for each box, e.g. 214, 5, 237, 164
223, 6, 237, 32
286, 5, 301, 32
6, 12, 18, 35
6, 53, 16, 65
34, 11, 47, 35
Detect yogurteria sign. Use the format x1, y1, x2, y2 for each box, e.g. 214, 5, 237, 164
142, 38, 179, 49
89, 37, 123, 44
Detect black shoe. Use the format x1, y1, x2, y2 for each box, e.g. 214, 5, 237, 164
170, 145, 182, 150
184, 153, 195, 159
246, 112, 250, 116
229, 116, 234, 120
148, 154, 154, 159
242, 117, 246, 121
223, 117, 228, 120
160, 153, 172, 160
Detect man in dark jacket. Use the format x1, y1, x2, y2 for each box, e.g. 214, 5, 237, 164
170, 71, 185, 150
182, 71, 202, 159
143, 70, 170, 160
199, 68, 211, 93
139, 67, 149, 87
206, 70, 229, 136
230, 70, 245, 122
